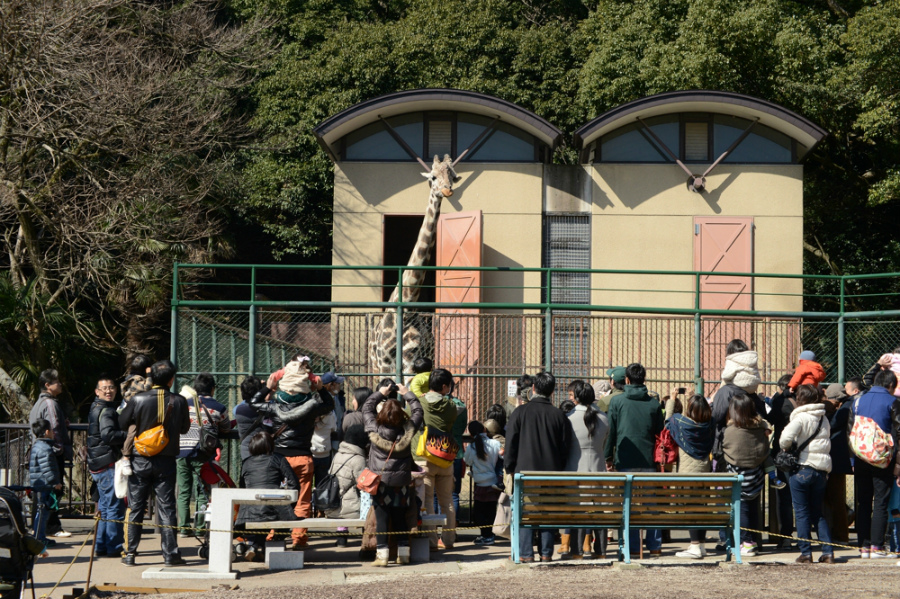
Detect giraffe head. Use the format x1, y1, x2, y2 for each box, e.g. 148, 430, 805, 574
421, 154, 461, 198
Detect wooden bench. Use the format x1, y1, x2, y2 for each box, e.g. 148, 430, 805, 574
512, 472, 743, 564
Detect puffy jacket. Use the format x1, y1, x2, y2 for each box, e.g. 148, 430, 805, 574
780, 403, 831, 473
311, 411, 336, 458
363, 391, 424, 488
409, 372, 430, 397
29, 392, 71, 459
118, 386, 191, 458
711, 384, 767, 456
29, 438, 60, 492
464, 434, 502, 485
848, 385, 900, 475
178, 395, 232, 458
249, 386, 335, 457
120, 374, 152, 404
87, 398, 126, 471
235, 453, 299, 526
720, 351, 761, 393
723, 419, 771, 469
789, 360, 826, 389
325, 441, 367, 519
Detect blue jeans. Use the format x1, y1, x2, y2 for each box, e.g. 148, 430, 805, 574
620, 468, 662, 552
518, 528, 555, 560
32, 491, 54, 544
92, 466, 125, 554
789, 466, 833, 556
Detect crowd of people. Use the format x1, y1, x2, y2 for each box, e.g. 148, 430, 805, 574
20, 341, 900, 569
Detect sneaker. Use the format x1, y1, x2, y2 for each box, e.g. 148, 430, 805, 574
649, 550, 662, 557
122, 553, 136, 566
870, 548, 890, 559
243, 546, 256, 562
675, 544, 706, 559
473, 536, 495, 546
860, 547, 870, 559
52, 530, 72, 538
740, 543, 758, 557
768, 471, 787, 490
796, 554, 813, 564
818, 554, 835, 564
335, 537, 348, 548
42, 539, 57, 548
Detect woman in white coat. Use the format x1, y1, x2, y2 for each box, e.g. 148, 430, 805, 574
565, 382, 609, 559
780, 384, 834, 564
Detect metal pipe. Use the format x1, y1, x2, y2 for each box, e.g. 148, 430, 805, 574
396, 268, 404, 383
694, 272, 703, 396
838, 276, 846, 383
170, 264, 180, 377
544, 270, 553, 372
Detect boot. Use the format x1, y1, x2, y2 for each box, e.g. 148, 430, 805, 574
397, 545, 410, 564
373, 546, 390, 567
558, 533, 571, 557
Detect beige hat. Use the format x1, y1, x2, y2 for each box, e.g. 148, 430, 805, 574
824, 382, 848, 401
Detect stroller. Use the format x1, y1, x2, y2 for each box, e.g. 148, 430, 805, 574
0, 486, 42, 599
194, 461, 236, 561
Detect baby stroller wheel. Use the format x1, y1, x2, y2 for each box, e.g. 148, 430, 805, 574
198, 546, 209, 560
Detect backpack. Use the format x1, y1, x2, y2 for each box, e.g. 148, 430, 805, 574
192, 395, 219, 459
848, 397, 894, 468
313, 458, 349, 513
654, 428, 678, 466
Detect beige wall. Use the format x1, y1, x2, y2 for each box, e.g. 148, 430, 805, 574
332, 162, 545, 309
588, 164, 804, 312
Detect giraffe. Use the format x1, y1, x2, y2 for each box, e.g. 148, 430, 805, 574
369, 154, 461, 376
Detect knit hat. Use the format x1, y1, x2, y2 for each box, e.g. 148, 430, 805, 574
799, 350, 816, 362
593, 380, 612, 397
824, 383, 848, 402
279, 360, 311, 395
607, 366, 626, 384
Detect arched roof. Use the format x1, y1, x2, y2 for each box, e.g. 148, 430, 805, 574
313, 89, 564, 160
573, 90, 827, 160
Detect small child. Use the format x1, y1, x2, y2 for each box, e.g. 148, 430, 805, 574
788, 350, 826, 391
408, 357, 432, 398
276, 357, 319, 401
29, 419, 62, 547
463, 421, 502, 546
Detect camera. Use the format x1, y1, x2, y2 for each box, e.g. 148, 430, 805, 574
677, 387, 686, 395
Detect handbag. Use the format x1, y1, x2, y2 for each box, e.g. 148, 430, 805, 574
192, 394, 219, 459
654, 428, 678, 466
134, 389, 171, 457
357, 439, 397, 494
114, 458, 130, 499
774, 416, 823, 474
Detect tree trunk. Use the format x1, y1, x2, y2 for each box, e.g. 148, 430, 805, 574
0, 365, 33, 421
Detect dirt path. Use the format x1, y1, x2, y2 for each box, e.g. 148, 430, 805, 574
95, 562, 900, 599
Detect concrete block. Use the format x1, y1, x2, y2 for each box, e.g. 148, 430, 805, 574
267, 550, 304, 570
410, 537, 430, 563
265, 541, 285, 554
142, 567, 238, 580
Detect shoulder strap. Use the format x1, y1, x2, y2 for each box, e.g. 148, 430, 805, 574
796, 416, 824, 453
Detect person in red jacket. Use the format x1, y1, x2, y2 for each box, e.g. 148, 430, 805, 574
789, 351, 826, 391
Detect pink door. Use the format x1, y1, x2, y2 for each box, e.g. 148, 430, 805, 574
435, 211, 482, 409
694, 217, 754, 388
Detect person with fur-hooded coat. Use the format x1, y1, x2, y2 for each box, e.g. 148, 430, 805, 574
362, 383, 424, 566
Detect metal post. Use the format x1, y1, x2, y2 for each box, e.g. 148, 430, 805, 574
838, 276, 846, 383
248, 267, 257, 376
395, 268, 404, 384
170, 264, 179, 376
694, 273, 703, 396
544, 269, 553, 372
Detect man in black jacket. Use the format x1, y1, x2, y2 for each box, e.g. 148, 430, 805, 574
505, 371, 573, 562
87, 375, 126, 557
118, 360, 190, 566
250, 372, 335, 549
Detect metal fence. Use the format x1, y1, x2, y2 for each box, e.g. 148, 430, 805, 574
171, 265, 900, 424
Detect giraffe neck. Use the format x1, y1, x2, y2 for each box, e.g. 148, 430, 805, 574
387, 187, 443, 305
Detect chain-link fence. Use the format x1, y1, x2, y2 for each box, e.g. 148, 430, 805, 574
175, 307, 900, 426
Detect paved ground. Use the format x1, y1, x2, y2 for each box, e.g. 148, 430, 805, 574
30, 520, 900, 599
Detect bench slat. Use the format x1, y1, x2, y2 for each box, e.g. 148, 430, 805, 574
631, 496, 733, 506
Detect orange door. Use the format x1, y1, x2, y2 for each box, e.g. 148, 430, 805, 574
694, 217, 754, 388
435, 211, 482, 408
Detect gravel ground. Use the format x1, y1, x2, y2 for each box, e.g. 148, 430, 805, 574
93, 562, 900, 599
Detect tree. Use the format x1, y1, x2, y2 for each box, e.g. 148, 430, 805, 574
0, 0, 273, 394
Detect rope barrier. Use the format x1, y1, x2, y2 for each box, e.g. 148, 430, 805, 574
39, 514, 97, 599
